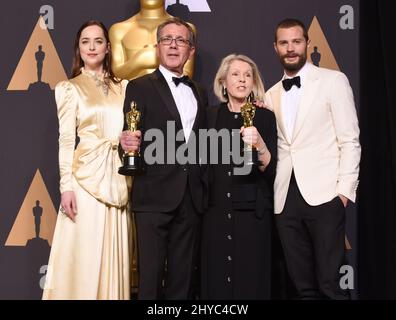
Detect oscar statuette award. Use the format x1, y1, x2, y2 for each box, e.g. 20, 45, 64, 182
118, 101, 144, 175
240, 95, 262, 167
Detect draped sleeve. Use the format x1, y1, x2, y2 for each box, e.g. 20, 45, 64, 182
55, 81, 78, 194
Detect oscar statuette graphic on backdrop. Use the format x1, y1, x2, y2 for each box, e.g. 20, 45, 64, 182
7, 16, 66, 91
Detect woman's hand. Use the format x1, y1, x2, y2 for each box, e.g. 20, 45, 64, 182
241, 126, 271, 171
60, 191, 78, 222
240, 126, 266, 151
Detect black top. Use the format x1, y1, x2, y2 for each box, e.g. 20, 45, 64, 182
207, 103, 277, 213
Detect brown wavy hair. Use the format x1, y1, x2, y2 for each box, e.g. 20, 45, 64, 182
71, 20, 120, 85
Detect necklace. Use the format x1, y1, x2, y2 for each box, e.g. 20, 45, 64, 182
81, 68, 109, 96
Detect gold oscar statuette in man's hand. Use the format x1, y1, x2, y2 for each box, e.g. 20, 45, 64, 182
241, 95, 262, 167
118, 101, 144, 176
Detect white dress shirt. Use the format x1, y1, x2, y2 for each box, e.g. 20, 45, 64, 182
281, 62, 309, 141
159, 65, 197, 142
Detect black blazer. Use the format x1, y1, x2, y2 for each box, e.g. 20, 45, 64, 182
123, 69, 208, 213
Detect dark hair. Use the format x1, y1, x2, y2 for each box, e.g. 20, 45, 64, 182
274, 18, 309, 42
71, 20, 119, 85
156, 17, 196, 46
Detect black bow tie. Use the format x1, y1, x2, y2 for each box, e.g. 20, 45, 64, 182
282, 76, 301, 91
173, 75, 192, 87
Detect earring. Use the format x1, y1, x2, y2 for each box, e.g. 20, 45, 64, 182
222, 86, 228, 99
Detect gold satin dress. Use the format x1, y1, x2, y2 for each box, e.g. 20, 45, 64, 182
42, 70, 132, 300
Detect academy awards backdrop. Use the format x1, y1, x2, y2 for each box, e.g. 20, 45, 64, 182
0, 0, 359, 299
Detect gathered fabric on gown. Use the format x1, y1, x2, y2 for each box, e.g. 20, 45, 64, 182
42, 70, 132, 300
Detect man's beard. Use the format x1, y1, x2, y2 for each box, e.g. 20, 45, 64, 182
280, 52, 307, 73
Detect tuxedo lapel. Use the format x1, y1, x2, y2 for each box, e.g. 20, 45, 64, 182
189, 81, 203, 134
270, 84, 291, 144
151, 69, 183, 131
292, 65, 320, 142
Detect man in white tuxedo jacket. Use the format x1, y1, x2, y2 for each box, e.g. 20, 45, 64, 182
266, 18, 361, 299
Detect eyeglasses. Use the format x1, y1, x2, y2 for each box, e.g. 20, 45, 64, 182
158, 36, 191, 47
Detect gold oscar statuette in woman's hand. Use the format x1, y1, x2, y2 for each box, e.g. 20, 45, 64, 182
240, 95, 262, 167
118, 101, 144, 175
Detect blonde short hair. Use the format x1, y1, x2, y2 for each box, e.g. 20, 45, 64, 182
213, 54, 266, 103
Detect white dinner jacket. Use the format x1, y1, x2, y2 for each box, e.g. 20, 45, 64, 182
266, 63, 361, 214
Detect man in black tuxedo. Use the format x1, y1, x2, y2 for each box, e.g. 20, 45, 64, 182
120, 17, 208, 300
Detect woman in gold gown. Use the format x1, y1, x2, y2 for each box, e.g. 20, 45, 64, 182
42, 20, 132, 300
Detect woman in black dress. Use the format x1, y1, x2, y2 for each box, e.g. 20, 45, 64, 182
201, 54, 277, 299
